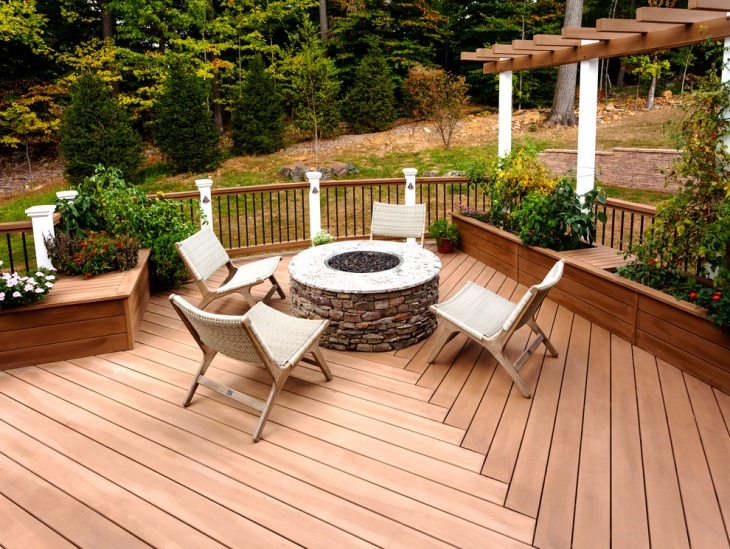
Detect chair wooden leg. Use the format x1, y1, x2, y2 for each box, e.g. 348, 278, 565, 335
528, 318, 558, 357
239, 287, 258, 308
491, 348, 531, 398
310, 346, 333, 381
182, 351, 216, 407
427, 325, 460, 363
252, 379, 287, 442
270, 274, 286, 299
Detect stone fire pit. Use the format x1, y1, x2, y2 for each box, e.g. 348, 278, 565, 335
288, 240, 441, 351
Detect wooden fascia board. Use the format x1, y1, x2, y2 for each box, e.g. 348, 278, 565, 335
596, 19, 684, 33
482, 15, 730, 73
562, 27, 642, 40
688, 0, 730, 10
476, 47, 528, 59
637, 7, 727, 23
494, 44, 557, 55
512, 40, 570, 51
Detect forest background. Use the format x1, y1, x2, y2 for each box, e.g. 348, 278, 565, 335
0, 0, 716, 185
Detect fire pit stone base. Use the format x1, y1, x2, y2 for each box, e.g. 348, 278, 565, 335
290, 276, 439, 351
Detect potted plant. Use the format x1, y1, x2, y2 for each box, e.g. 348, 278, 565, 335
311, 229, 335, 246
428, 218, 460, 253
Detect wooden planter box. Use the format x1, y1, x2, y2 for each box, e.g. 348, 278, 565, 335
453, 213, 730, 394
0, 249, 151, 370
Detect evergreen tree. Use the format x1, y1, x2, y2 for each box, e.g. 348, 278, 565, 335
153, 62, 220, 174
343, 48, 396, 134
59, 72, 142, 184
231, 56, 285, 155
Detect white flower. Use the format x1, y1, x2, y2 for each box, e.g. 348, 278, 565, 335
35, 288, 45, 294
35, 271, 43, 276
46, 282, 53, 288
45, 275, 56, 280
24, 284, 34, 291
12, 291, 21, 298
0, 292, 4, 301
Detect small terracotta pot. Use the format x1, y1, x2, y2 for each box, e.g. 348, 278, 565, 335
437, 238, 454, 254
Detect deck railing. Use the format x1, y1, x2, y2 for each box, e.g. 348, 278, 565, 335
3, 175, 660, 271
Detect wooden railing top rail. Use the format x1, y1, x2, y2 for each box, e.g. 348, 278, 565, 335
0, 212, 61, 235
601, 197, 657, 216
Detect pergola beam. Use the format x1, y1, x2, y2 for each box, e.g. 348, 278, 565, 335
595, 19, 684, 33
482, 15, 730, 74
689, 0, 730, 10
636, 7, 727, 23
562, 27, 642, 41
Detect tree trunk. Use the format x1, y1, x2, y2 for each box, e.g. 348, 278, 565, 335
101, 0, 119, 96
545, 0, 583, 126
646, 54, 658, 109
319, 0, 328, 39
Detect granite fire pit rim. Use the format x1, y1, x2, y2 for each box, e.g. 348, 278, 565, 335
287, 240, 441, 294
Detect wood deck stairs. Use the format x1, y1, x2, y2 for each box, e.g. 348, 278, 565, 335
1, 248, 728, 548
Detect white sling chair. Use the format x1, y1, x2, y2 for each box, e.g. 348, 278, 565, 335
175, 227, 285, 310
170, 294, 333, 442
427, 260, 564, 398
370, 201, 426, 246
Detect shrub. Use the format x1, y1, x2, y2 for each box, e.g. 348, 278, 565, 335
59, 72, 142, 184
45, 231, 139, 278
344, 49, 397, 134
403, 66, 470, 149
427, 218, 460, 245
311, 229, 335, 246
514, 177, 607, 251
153, 63, 220, 173
0, 261, 56, 310
231, 56, 286, 155
59, 166, 196, 288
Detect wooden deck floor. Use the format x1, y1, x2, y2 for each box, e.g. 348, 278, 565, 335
1, 247, 728, 548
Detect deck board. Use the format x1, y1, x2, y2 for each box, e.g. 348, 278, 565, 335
1, 248, 727, 548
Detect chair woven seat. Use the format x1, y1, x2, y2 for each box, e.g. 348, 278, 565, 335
175, 227, 285, 310
171, 295, 333, 442
428, 260, 564, 398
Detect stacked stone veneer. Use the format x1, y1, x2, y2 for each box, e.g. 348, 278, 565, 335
539, 148, 682, 193
290, 276, 439, 352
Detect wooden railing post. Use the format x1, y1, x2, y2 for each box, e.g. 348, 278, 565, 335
25, 205, 56, 269
403, 168, 418, 244
306, 171, 322, 239
195, 178, 213, 228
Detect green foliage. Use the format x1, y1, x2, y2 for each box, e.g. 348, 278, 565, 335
281, 19, 341, 158
477, 142, 556, 230
0, 262, 56, 310
427, 218, 460, 245
311, 229, 335, 246
404, 65, 470, 149
231, 56, 285, 155
59, 72, 142, 184
153, 62, 220, 174
45, 230, 139, 278
343, 48, 397, 135
0, 0, 48, 53
61, 166, 196, 288
514, 177, 607, 251
629, 72, 730, 286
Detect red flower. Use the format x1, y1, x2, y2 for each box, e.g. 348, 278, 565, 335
688, 292, 697, 300
713, 294, 721, 301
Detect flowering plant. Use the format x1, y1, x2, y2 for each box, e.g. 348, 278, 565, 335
0, 260, 57, 310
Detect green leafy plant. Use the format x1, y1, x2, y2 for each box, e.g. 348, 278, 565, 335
0, 261, 56, 310
457, 203, 491, 224
45, 231, 139, 278
479, 143, 556, 230
428, 218, 460, 245
515, 177, 607, 251
311, 229, 335, 246
343, 47, 397, 135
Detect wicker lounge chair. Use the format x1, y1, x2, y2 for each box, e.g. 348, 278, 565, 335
427, 260, 564, 398
369, 201, 426, 246
170, 294, 333, 442
175, 227, 285, 310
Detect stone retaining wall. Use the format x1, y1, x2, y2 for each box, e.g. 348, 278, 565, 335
538, 148, 681, 193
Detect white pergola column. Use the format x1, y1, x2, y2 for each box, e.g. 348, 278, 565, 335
403, 168, 417, 206
498, 69, 513, 157
306, 171, 322, 238
195, 178, 213, 228
25, 205, 56, 270
576, 42, 599, 198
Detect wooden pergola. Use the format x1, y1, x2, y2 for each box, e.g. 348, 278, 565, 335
460, 0, 730, 195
